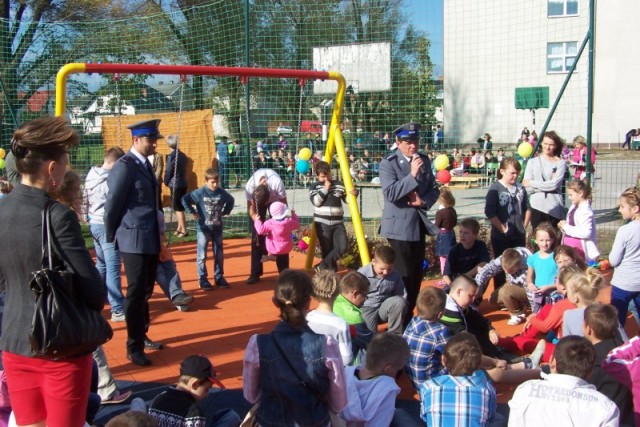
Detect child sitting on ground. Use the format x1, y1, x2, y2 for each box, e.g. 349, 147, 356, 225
420, 332, 501, 427
509, 336, 620, 426
333, 272, 374, 364
526, 222, 559, 312
475, 247, 532, 325
148, 355, 240, 427
498, 265, 582, 363
442, 218, 490, 288
441, 274, 502, 358
403, 287, 451, 390
307, 270, 353, 366
340, 333, 410, 426
583, 303, 634, 425
407, 286, 542, 394
253, 201, 299, 273
562, 268, 626, 340
357, 246, 408, 336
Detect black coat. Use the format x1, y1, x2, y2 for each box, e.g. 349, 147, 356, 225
0, 184, 105, 356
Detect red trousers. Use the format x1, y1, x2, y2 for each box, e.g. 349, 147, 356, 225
3, 351, 92, 427
498, 304, 556, 363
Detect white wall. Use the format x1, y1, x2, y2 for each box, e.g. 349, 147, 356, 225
443, 0, 631, 146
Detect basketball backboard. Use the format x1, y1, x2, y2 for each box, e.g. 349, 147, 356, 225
312, 42, 391, 94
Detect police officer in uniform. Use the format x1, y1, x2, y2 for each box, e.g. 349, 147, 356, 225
104, 119, 164, 366
379, 123, 439, 326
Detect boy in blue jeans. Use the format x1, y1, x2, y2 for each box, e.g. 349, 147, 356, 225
182, 168, 235, 289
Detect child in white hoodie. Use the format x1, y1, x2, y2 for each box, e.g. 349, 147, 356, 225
340, 333, 410, 426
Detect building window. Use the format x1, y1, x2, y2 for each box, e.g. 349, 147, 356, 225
548, 0, 579, 17
547, 42, 578, 73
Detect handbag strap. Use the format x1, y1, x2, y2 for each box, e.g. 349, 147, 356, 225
269, 333, 328, 405
41, 200, 56, 270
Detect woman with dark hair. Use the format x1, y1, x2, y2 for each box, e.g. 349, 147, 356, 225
163, 134, 189, 236
0, 116, 105, 426
522, 130, 568, 229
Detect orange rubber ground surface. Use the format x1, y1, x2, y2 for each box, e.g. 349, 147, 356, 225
103, 239, 631, 403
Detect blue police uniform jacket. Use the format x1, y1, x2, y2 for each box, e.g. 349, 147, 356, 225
104, 151, 160, 254
379, 151, 439, 242
256, 321, 330, 427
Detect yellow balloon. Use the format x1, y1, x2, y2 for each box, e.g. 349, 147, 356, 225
517, 142, 534, 158
434, 154, 449, 171
0, 148, 5, 159
299, 147, 312, 161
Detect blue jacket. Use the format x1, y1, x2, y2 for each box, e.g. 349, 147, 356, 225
256, 322, 330, 427
104, 151, 160, 254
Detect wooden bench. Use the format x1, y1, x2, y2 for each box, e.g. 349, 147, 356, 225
448, 175, 484, 189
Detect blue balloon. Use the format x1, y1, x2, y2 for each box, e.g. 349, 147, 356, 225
296, 159, 310, 174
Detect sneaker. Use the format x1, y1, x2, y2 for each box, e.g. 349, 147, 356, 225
529, 339, 546, 369
199, 281, 214, 291
246, 275, 260, 285
111, 311, 125, 322
172, 293, 194, 306
175, 304, 190, 312
507, 314, 524, 326
260, 255, 269, 263
102, 389, 132, 405
216, 278, 230, 289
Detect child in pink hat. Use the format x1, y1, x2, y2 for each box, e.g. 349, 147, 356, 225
253, 201, 300, 272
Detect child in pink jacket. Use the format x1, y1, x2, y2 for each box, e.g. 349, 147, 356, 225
253, 201, 299, 273
602, 335, 640, 427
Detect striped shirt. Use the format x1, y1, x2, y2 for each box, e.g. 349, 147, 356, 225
309, 180, 347, 226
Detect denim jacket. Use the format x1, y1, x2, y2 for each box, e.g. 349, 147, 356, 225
256, 322, 330, 427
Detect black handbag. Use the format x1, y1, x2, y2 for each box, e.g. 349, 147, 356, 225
29, 201, 113, 359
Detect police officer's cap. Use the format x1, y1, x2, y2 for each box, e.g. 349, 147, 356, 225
127, 119, 164, 139
394, 123, 421, 141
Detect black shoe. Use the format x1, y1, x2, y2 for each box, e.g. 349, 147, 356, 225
199, 280, 214, 291
246, 275, 260, 285
127, 351, 151, 366
216, 278, 231, 288
172, 293, 193, 306
144, 337, 164, 350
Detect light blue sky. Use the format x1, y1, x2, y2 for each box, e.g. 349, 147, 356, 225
404, 0, 444, 76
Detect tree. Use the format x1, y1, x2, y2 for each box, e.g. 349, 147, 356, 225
0, 0, 138, 144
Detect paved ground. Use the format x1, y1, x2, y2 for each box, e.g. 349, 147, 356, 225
216, 156, 638, 253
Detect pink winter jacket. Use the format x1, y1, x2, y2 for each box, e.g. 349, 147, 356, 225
602, 335, 640, 426
254, 213, 299, 255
